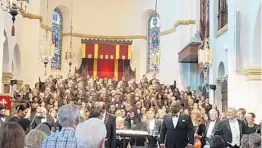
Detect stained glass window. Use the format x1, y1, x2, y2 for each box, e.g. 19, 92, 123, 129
148, 13, 160, 73
51, 8, 63, 69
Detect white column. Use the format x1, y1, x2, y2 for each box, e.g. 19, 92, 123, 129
0, 10, 5, 93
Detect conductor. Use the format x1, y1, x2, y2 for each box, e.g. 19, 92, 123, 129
159, 100, 194, 148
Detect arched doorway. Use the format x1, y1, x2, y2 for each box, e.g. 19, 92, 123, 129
216, 62, 227, 112
13, 44, 21, 77
218, 62, 225, 78
253, 5, 261, 66
3, 30, 9, 72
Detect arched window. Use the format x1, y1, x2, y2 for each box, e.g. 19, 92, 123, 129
147, 13, 160, 73
51, 8, 63, 69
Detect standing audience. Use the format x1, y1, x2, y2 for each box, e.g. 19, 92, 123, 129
41, 104, 79, 148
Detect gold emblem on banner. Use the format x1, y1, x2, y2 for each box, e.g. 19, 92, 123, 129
122, 56, 126, 59
110, 55, 114, 59
88, 54, 92, 58
100, 55, 104, 59
105, 55, 109, 59
0, 99, 7, 106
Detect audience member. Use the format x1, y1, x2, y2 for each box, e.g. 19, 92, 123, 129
25, 129, 47, 148
35, 123, 51, 136
75, 118, 106, 148
0, 122, 25, 148
41, 104, 79, 148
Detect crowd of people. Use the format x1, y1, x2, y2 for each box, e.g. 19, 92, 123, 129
0, 73, 261, 148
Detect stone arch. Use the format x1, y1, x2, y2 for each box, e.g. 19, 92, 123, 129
51, 6, 67, 69
3, 30, 9, 72
218, 62, 225, 79
54, 5, 70, 33
253, 4, 261, 66
141, 9, 156, 35
13, 44, 21, 76
140, 9, 156, 74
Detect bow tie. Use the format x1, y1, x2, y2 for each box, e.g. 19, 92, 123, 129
172, 114, 178, 117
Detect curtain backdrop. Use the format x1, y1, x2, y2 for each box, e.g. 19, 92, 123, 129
97, 59, 114, 78
87, 59, 93, 76
118, 60, 124, 81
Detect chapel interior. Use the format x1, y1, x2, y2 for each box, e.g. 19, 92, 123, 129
0, 0, 262, 121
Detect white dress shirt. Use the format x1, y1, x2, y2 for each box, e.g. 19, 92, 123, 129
1, 117, 5, 122
206, 121, 216, 138
229, 119, 240, 146
41, 118, 47, 123
149, 119, 155, 131
102, 111, 106, 123
172, 113, 180, 129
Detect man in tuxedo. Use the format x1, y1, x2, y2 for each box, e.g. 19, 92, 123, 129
98, 102, 116, 148
160, 100, 194, 148
204, 109, 220, 144
214, 108, 245, 148
144, 109, 161, 148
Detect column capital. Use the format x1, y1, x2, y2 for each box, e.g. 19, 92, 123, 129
243, 67, 262, 81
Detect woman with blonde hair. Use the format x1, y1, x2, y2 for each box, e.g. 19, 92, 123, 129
25, 129, 47, 148
0, 122, 25, 148
191, 109, 206, 148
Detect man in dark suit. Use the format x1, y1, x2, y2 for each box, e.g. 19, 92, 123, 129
160, 100, 194, 148
0, 106, 9, 126
214, 108, 245, 148
204, 109, 220, 144
98, 102, 116, 148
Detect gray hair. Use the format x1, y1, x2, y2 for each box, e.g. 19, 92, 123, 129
75, 118, 106, 148
25, 129, 47, 148
58, 104, 80, 127
35, 123, 51, 136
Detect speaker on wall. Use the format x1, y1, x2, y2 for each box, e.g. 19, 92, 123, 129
209, 84, 216, 90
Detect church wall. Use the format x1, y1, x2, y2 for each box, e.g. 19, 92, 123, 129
157, 0, 181, 86
157, 0, 200, 87
38, 0, 156, 82
0, 10, 5, 93
246, 1, 261, 66
16, 0, 201, 86
209, 0, 262, 122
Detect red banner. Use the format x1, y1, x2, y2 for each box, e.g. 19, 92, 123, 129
0, 95, 11, 110
97, 59, 114, 79
82, 42, 131, 60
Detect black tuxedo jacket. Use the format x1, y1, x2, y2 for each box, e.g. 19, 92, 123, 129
104, 112, 116, 148
160, 113, 194, 148
204, 119, 220, 138
214, 119, 245, 145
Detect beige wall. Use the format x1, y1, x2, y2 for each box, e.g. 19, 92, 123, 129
2, 0, 197, 87
2, 0, 157, 85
